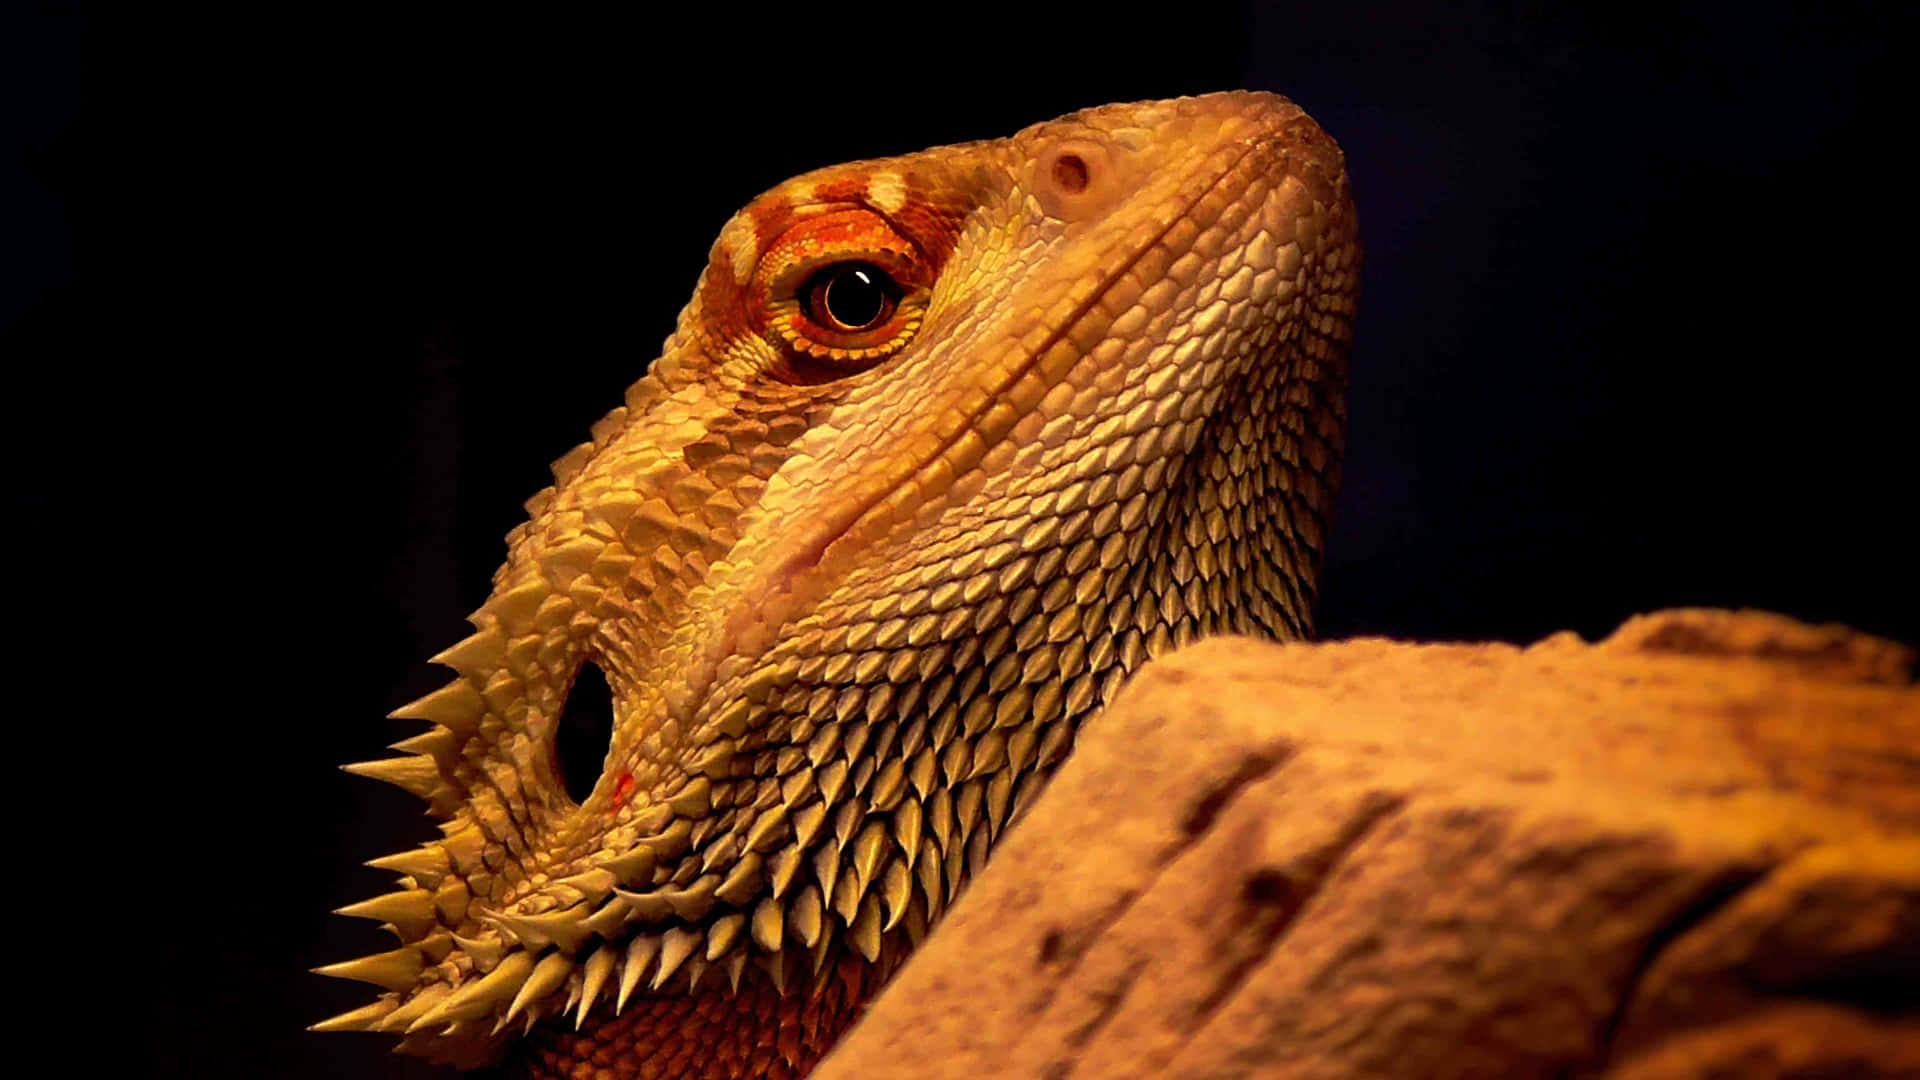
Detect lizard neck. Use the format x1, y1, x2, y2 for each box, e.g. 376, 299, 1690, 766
514, 957, 879, 1080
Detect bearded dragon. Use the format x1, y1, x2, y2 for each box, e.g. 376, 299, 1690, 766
315, 91, 1359, 1078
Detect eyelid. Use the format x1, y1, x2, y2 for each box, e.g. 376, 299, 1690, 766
753, 208, 926, 297
769, 246, 923, 301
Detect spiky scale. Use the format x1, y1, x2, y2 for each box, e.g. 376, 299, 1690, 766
334, 888, 437, 940
791, 800, 828, 849
342, 755, 441, 802
940, 739, 971, 786
366, 846, 450, 889
762, 949, 792, 995
1037, 715, 1076, 767
574, 944, 617, 1029
581, 896, 629, 937
968, 731, 1008, 781
646, 817, 693, 860
915, 837, 945, 919
506, 951, 574, 1024
706, 913, 746, 961
880, 861, 913, 932
966, 825, 992, 879
851, 820, 889, 892
726, 949, 749, 992
955, 779, 984, 836
788, 885, 824, 949
486, 578, 547, 631
667, 776, 712, 817
689, 740, 736, 778
696, 830, 736, 872
390, 727, 457, 759
553, 866, 617, 902
744, 803, 791, 852
908, 746, 938, 799
430, 627, 508, 675
451, 932, 503, 973
985, 769, 1015, 837
869, 757, 907, 811
840, 719, 872, 762
927, 787, 955, 851
651, 926, 701, 990
768, 845, 804, 900
313, 946, 423, 991
376, 983, 448, 1033
412, 949, 535, 1031
388, 679, 485, 735
715, 851, 765, 906
830, 798, 863, 853
849, 895, 884, 962
661, 875, 718, 920
486, 904, 594, 954
601, 846, 657, 884
807, 921, 838, 981
816, 759, 850, 805
612, 884, 672, 922
683, 955, 712, 993
943, 834, 966, 900
751, 897, 786, 952
308, 999, 395, 1033
629, 801, 675, 835
779, 768, 816, 807
540, 536, 600, 581
892, 798, 923, 864
615, 934, 659, 1014
830, 865, 862, 924
712, 696, 753, 738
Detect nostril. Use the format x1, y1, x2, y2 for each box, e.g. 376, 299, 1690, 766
1034, 139, 1120, 222
1051, 153, 1089, 193
554, 661, 615, 806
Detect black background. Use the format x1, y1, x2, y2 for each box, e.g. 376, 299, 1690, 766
6, 3, 1912, 1077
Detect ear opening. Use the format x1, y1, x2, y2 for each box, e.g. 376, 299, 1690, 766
554, 660, 616, 806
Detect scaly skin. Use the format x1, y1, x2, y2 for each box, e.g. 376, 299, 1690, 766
317, 91, 1359, 1077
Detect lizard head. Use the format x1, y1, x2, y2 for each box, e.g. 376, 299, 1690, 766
318, 91, 1358, 1071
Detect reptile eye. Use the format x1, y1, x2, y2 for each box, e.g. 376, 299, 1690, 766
803, 262, 899, 332
753, 210, 929, 379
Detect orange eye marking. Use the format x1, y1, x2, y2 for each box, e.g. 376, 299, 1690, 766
755, 210, 919, 286
696, 169, 969, 382
809, 175, 876, 203
734, 203, 934, 382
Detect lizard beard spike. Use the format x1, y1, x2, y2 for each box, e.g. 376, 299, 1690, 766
319, 90, 1358, 1078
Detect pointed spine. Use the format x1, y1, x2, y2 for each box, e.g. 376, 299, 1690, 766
575, 945, 617, 1029
651, 926, 700, 990
334, 889, 437, 940
409, 949, 535, 1032
505, 952, 573, 1025
313, 946, 422, 991
389, 679, 485, 737
616, 935, 659, 1014
308, 999, 397, 1032
341, 756, 442, 802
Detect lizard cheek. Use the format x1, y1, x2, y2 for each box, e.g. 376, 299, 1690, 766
552, 659, 616, 806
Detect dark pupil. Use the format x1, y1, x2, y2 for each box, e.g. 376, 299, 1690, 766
824, 265, 887, 329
